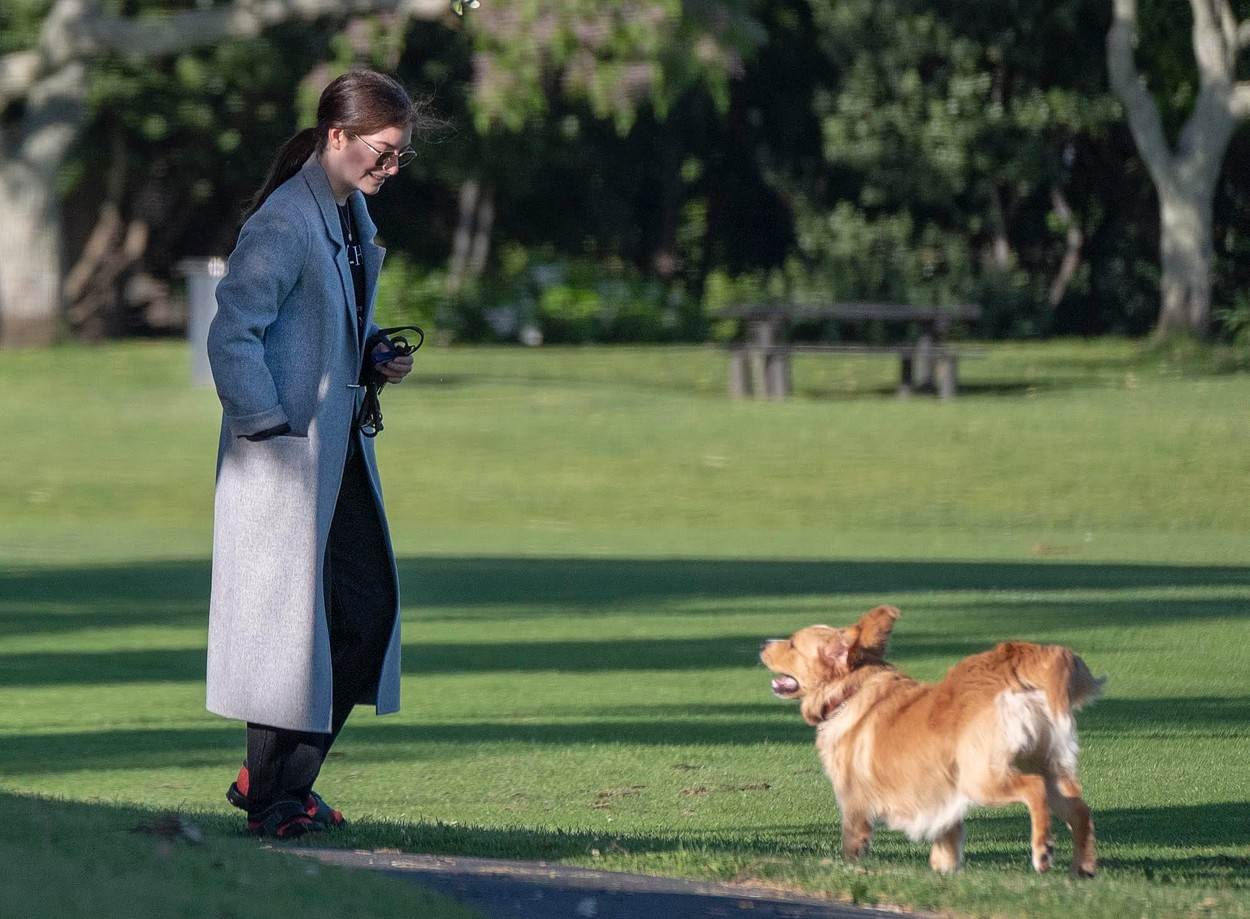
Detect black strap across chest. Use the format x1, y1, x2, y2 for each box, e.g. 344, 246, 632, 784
336, 203, 367, 346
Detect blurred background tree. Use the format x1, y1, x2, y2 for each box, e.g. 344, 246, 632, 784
1108, 0, 1250, 337
2, 0, 1248, 347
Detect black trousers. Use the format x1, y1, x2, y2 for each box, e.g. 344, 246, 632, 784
244, 433, 396, 815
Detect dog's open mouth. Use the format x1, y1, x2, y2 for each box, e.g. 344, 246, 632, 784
771, 675, 800, 697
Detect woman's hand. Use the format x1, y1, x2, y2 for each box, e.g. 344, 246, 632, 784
372, 342, 413, 384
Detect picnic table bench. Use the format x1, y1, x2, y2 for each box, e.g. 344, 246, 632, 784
720, 303, 982, 400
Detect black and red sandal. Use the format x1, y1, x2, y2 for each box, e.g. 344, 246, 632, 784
304, 790, 345, 829
225, 763, 250, 811
246, 798, 320, 839
228, 764, 345, 829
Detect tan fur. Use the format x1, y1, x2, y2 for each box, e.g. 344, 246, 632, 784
761, 605, 1103, 876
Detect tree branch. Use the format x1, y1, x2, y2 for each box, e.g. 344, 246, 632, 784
0, 51, 39, 107
1238, 19, 1250, 50
1232, 81, 1250, 118
1048, 186, 1084, 308
1214, 0, 1238, 61
2, 0, 449, 109
1188, 0, 1232, 86
1108, 0, 1175, 187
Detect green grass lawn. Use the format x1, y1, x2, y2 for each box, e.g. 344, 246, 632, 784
1, 338, 1248, 917
2, 793, 478, 918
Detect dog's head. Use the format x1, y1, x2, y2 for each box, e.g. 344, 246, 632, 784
760, 605, 900, 725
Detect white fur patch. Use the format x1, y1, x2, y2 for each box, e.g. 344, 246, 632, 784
888, 794, 972, 842
997, 689, 1049, 755
996, 689, 1081, 775
1049, 711, 1080, 776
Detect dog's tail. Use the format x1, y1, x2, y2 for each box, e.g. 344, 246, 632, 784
1004, 642, 1106, 718
999, 642, 1104, 778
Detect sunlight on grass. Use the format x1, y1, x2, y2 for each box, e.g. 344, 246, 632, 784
1, 341, 1248, 917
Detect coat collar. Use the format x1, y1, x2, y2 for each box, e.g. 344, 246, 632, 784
299, 154, 385, 361
299, 153, 379, 247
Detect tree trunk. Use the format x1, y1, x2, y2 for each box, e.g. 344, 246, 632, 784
0, 0, 449, 347
1106, 0, 1250, 339
1157, 186, 1215, 335
0, 160, 62, 345
466, 184, 494, 278
0, 62, 83, 347
986, 184, 1013, 272
447, 179, 481, 293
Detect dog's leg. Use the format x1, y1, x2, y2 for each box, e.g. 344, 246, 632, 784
977, 773, 1053, 872
1047, 774, 1097, 878
840, 810, 873, 863
928, 822, 965, 874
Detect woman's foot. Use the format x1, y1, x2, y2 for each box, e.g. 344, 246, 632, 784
228, 764, 345, 829
225, 763, 250, 810
246, 798, 320, 839
304, 789, 346, 828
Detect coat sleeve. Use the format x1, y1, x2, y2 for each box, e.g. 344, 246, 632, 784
207, 206, 310, 437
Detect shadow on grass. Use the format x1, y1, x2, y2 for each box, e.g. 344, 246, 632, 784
4, 790, 1244, 888
951, 801, 1250, 884
1, 555, 1246, 638
2, 695, 1246, 776
0, 629, 1162, 686
0, 551, 1238, 681
0, 788, 695, 861
0, 632, 986, 685
801, 380, 1049, 401
0, 792, 482, 919
0, 713, 812, 777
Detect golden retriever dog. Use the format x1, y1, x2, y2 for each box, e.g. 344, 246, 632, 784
761, 605, 1103, 876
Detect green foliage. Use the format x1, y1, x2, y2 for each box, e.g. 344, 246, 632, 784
531, 260, 680, 343
66, 23, 338, 290
464, 1, 765, 133
0, 0, 51, 54
12, 0, 1250, 342
373, 251, 446, 333
793, 201, 973, 304
537, 277, 603, 342
1215, 292, 1250, 349
418, 254, 697, 344
769, 0, 1123, 333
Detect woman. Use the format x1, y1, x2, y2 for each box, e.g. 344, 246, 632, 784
206, 70, 426, 838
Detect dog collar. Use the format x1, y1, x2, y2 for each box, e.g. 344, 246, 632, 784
821, 683, 860, 721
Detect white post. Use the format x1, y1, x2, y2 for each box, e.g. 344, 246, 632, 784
177, 257, 225, 386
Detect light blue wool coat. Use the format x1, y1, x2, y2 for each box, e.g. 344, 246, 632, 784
205, 154, 401, 732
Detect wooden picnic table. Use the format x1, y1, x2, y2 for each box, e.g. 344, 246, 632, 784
720, 302, 982, 400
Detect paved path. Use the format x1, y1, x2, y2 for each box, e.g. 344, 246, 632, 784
285, 848, 911, 919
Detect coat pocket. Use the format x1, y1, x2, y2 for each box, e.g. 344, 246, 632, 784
223, 433, 318, 518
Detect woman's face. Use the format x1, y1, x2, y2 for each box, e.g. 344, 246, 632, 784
324, 124, 413, 198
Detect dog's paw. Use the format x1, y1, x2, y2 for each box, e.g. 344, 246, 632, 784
929, 852, 961, 874
841, 840, 870, 863
1032, 841, 1054, 873
1070, 860, 1097, 879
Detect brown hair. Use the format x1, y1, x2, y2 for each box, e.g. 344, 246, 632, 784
242, 69, 439, 223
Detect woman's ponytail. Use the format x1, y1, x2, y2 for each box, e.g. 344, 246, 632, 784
240, 126, 322, 224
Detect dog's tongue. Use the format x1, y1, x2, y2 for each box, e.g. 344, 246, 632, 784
771, 676, 800, 695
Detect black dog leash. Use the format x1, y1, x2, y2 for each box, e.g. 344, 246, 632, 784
356, 325, 424, 438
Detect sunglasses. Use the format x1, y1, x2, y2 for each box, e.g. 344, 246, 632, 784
350, 132, 417, 170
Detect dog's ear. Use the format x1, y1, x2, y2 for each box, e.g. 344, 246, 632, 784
818, 632, 852, 674
855, 605, 900, 660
